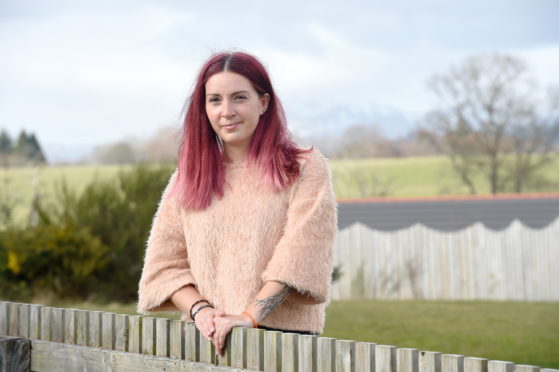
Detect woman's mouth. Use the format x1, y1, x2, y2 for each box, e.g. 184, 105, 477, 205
222, 123, 240, 130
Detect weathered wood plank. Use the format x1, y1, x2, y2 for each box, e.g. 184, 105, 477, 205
281, 332, 298, 372
316, 337, 335, 372
246, 328, 264, 371
335, 339, 355, 372
514, 365, 540, 372
51, 307, 64, 343
217, 329, 232, 367
156, 317, 170, 357
487, 360, 514, 372
128, 315, 142, 354
376, 345, 396, 372
263, 330, 281, 372
102, 312, 115, 350
0, 336, 31, 372
18, 304, 30, 338
29, 339, 261, 372
115, 314, 129, 352
230, 327, 246, 369
8, 302, 19, 336
141, 316, 156, 355
88, 310, 102, 348
39, 307, 51, 341
170, 320, 184, 359
397, 348, 419, 372
198, 325, 215, 364
29, 304, 43, 340
63, 309, 77, 344
185, 322, 199, 362
298, 334, 317, 372
419, 351, 440, 372
441, 354, 464, 372
464, 357, 487, 372
355, 342, 375, 372
76, 310, 88, 347
0, 302, 8, 336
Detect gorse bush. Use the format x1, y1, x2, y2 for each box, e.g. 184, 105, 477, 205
0, 164, 175, 302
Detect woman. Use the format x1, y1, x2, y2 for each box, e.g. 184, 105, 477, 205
137, 51, 337, 356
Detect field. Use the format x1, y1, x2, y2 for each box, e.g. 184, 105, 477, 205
3, 155, 559, 225
45, 299, 559, 369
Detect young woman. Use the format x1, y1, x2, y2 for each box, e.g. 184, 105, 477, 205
138, 51, 337, 356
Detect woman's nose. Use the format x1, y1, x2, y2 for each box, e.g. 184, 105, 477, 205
221, 100, 235, 117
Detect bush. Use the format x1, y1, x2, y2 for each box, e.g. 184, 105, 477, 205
0, 223, 109, 300
34, 164, 175, 302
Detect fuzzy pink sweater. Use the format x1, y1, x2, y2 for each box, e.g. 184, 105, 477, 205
137, 149, 337, 333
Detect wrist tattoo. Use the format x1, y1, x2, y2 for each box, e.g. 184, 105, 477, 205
255, 285, 292, 321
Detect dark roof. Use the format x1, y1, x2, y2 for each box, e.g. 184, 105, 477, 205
337, 194, 559, 231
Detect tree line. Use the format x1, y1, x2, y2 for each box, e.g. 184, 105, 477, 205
0, 129, 46, 166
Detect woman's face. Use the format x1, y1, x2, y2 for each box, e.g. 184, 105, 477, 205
205, 71, 269, 153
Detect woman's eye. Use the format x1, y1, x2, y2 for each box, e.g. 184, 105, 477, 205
235, 95, 247, 100
209, 97, 220, 103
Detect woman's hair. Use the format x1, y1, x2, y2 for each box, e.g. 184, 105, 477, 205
170, 51, 311, 210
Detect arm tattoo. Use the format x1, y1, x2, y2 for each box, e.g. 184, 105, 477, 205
254, 285, 293, 321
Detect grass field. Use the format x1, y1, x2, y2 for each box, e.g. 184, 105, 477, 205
3, 155, 559, 225
44, 300, 559, 369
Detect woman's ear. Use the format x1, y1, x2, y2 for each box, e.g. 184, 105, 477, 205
260, 93, 270, 114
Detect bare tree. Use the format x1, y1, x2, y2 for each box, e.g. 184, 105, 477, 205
422, 53, 559, 194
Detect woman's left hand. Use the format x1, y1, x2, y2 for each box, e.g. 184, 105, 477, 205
212, 313, 253, 356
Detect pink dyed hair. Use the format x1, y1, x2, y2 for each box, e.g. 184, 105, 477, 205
170, 51, 311, 210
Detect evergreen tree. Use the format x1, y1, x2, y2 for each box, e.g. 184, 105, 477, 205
0, 129, 12, 154
27, 134, 46, 164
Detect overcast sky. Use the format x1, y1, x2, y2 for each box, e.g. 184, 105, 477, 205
1, 0, 558, 162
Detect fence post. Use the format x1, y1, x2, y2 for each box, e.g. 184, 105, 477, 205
442, 354, 464, 372
264, 330, 281, 372
141, 316, 155, 355
88, 310, 102, 348
419, 351, 441, 372
487, 360, 514, 372
355, 341, 375, 372
63, 309, 77, 344
281, 332, 299, 372
184, 322, 199, 362
397, 348, 419, 372
376, 345, 397, 372
464, 357, 487, 372
155, 317, 170, 358
230, 327, 247, 369
298, 334, 317, 372
336, 339, 356, 372
317, 337, 335, 372
29, 304, 42, 340
115, 314, 129, 352
169, 319, 184, 359
128, 315, 142, 354
246, 328, 264, 371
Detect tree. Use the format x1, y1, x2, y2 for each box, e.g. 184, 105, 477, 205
423, 53, 559, 194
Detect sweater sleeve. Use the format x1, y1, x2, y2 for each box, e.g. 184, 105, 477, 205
261, 150, 338, 304
137, 170, 196, 315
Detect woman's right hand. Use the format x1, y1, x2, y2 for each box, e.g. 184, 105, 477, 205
194, 307, 225, 341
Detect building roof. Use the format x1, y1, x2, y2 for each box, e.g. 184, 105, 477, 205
337, 193, 559, 231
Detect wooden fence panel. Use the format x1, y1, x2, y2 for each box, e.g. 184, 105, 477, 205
63, 309, 77, 344
264, 331, 282, 372
335, 339, 356, 372
487, 360, 514, 372
29, 304, 42, 340
156, 317, 170, 358
231, 327, 247, 369
316, 337, 335, 372
102, 312, 115, 350
246, 328, 264, 371
298, 334, 316, 372
441, 354, 464, 372
331, 219, 559, 301
141, 316, 155, 355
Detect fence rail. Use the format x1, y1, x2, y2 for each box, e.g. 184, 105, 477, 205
332, 219, 559, 301
1, 301, 557, 372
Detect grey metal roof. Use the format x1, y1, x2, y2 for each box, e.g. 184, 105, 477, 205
337, 196, 559, 231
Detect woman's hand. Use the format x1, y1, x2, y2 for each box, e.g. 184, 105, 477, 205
194, 307, 225, 341
213, 314, 253, 356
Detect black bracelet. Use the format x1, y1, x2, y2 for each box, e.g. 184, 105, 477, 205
189, 299, 210, 320
192, 304, 214, 321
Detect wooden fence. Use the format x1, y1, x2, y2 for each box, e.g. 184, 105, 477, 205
1, 301, 557, 372
332, 218, 559, 301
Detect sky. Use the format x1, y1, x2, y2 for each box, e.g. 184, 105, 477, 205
1, 0, 558, 162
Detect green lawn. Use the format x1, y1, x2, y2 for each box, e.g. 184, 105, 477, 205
46, 300, 559, 369
3, 156, 559, 226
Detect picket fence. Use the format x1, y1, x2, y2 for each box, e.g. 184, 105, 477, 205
1, 301, 557, 372
331, 218, 559, 301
